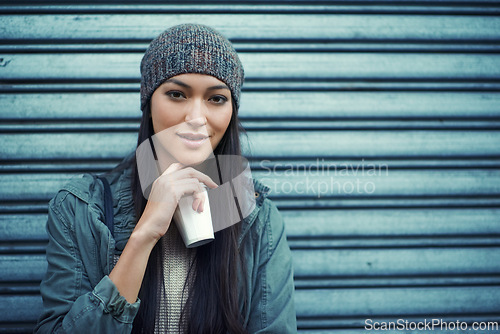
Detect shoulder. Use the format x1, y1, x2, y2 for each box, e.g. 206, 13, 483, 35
46, 173, 105, 236
48, 152, 135, 229
52, 173, 101, 206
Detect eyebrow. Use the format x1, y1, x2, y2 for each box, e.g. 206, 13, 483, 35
164, 78, 230, 91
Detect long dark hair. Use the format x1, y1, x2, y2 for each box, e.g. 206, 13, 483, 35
130, 98, 249, 333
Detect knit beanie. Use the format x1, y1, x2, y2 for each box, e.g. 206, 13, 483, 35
140, 23, 244, 112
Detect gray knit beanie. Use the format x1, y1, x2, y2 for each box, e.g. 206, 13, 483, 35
140, 23, 244, 111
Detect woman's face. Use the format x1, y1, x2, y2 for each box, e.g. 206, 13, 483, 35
150, 73, 233, 167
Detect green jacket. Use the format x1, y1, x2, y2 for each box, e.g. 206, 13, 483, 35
34, 153, 297, 333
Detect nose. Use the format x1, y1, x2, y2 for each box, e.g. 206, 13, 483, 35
185, 99, 207, 128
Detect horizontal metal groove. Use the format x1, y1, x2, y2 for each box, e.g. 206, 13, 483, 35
4, 276, 500, 295
2, 41, 500, 53
0, 291, 41, 298
244, 120, 500, 130
4, 121, 500, 132
242, 115, 500, 121
3, 165, 500, 173
0, 78, 500, 93
288, 239, 500, 250
4, 155, 500, 162
1, 78, 139, 85
288, 233, 500, 240
2, 198, 500, 214
0, 325, 36, 330
294, 275, 500, 289
252, 158, 500, 166
295, 273, 500, 279
250, 158, 500, 169
0, 162, 120, 173
0, 118, 140, 123
2, 37, 500, 44
0, 123, 139, 133
1, 3, 500, 15
272, 193, 500, 200
0, 324, 37, 334
4, 78, 500, 83
0, 242, 47, 255
0, 242, 48, 252
4, 162, 500, 174
0, 247, 46, 255
5, 236, 500, 253
272, 197, 500, 209
0, 83, 139, 93
287, 241, 500, 250
3, 82, 500, 93
0, 203, 49, 214
0, 157, 122, 165
0, 283, 41, 295
0, 163, 130, 173
245, 78, 500, 83
4, 116, 500, 121
261, 159, 500, 170
3, 45, 500, 54
251, 156, 500, 162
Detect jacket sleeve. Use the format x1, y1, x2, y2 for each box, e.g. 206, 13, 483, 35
34, 189, 140, 334
249, 199, 297, 333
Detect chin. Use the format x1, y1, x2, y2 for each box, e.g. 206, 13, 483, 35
173, 150, 213, 166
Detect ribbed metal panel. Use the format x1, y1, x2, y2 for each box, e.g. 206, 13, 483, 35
1, 1, 500, 332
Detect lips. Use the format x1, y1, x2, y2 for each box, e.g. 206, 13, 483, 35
177, 132, 209, 141
176, 132, 210, 149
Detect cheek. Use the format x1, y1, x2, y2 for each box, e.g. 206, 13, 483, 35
212, 109, 233, 136
151, 107, 181, 134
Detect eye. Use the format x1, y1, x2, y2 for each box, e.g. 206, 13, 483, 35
209, 95, 228, 105
166, 91, 186, 100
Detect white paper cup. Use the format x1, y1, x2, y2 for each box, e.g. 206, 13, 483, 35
173, 185, 214, 248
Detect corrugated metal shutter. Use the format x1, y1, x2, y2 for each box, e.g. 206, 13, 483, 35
1, 2, 500, 333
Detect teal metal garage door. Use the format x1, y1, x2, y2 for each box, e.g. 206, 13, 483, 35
1, 1, 500, 333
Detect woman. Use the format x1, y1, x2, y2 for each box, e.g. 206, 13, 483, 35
35, 24, 296, 333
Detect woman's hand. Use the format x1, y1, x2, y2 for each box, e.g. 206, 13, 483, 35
133, 162, 218, 245
109, 163, 218, 303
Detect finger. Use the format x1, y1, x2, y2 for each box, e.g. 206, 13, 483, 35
149, 177, 198, 204
192, 197, 201, 212
176, 167, 218, 189
198, 194, 205, 212
199, 196, 205, 213
166, 178, 205, 204
191, 187, 205, 212
161, 162, 184, 176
